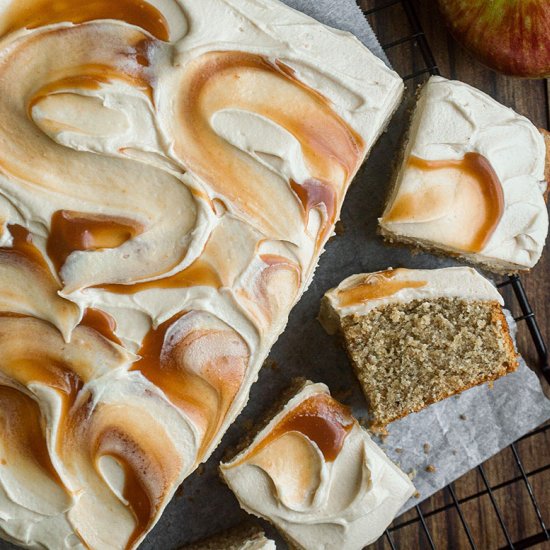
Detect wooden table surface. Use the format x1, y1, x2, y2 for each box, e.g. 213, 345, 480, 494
361, 1, 550, 549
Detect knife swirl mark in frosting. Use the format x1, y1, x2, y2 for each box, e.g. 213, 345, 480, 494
170, 51, 365, 244
0, 0, 404, 547
0, 22, 201, 292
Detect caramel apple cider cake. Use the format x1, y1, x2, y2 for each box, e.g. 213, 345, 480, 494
320, 267, 518, 431
379, 76, 549, 273
221, 381, 415, 550
0, 0, 403, 548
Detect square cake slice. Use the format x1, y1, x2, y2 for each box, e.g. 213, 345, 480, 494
320, 267, 518, 430
379, 76, 549, 273
181, 523, 275, 550
220, 381, 414, 550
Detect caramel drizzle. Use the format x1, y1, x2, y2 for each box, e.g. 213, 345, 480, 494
338, 269, 427, 307
1, 0, 170, 41
3, 224, 52, 273
80, 308, 121, 345
62, 394, 181, 550
98, 259, 222, 295
93, 427, 160, 550
290, 178, 337, 246
385, 153, 505, 253
132, 312, 249, 456
175, 51, 364, 243
240, 393, 354, 464
0, 319, 83, 455
29, 54, 156, 114
47, 210, 144, 275
0, 385, 64, 487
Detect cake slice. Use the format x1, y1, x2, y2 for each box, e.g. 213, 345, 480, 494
220, 381, 415, 550
320, 267, 518, 430
379, 76, 549, 273
182, 523, 275, 550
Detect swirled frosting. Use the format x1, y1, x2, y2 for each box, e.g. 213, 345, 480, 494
379, 76, 549, 272
0, 0, 403, 548
220, 382, 415, 549
319, 267, 504, 335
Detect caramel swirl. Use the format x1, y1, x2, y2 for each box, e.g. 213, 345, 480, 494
61, 386, 185, 550
0, 0, 170, 41
0, 225, 80, 339
337, 269, 427, 307
240, 393, 354, 464
384, 153, 505, 253
0, 23, 197, 290
133, 311, 249, 458
48, 210, 144, 275
172, 51, 365, 244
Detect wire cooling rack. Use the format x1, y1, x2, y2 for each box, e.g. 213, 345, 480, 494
359, 1, 550, 549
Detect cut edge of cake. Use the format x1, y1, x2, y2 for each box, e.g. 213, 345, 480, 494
180, 522, 275, 550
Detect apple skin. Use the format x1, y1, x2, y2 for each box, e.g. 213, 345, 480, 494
436, 0, 550, 78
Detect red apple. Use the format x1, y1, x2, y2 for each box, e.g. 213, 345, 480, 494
436, 0, 550, 78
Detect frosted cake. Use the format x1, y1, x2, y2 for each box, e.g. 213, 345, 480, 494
320, 267, 518, 430
0, 0, 403, 548
379, 76, 549, 273
220, 381, 415, 549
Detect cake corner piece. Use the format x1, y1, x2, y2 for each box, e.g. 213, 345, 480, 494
321, 267, 519, 430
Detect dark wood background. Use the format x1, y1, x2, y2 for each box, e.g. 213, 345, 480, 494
360, 1, 550, 549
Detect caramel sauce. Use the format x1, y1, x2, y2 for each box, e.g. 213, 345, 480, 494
175, 51, 365, 243
80, 308, 121, 345
1, 0, 170, 41
132, 312, 248, 455
242, 393, 354, 464
93, 432, 155, 550
338, 269, 427, 307
30, 60, 155, 111
47, 210, 143, 274
385, 153, 504, 253
290, 178, 337, 245
3, 224, 51, 272
0, 386, 63, 486
99, 259, 222, 295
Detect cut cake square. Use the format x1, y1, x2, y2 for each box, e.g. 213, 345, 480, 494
379, 76, 549, 273
320, 267, 518, 430
220, 381, 415, 550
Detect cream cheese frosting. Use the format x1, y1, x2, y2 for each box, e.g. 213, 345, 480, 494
379, 75, 549, 272
220, 381, 415, 550
0, 0, 403, 548
319, 267, 503, 335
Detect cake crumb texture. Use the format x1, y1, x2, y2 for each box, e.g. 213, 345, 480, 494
341, 298, 518, 429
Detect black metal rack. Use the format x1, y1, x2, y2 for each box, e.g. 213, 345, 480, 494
359, 1, 550, 548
